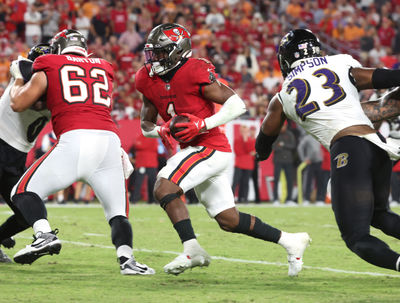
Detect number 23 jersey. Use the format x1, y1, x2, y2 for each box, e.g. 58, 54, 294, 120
33, 54, 118, 138
277, 54, 373, 150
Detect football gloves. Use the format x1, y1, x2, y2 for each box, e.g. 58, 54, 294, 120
10, 56, 32, 80
174, 113, 207, 143
157, 119, 173, 151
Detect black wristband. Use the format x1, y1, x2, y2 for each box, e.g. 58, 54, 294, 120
255, 131, 277, 161
372, 68, 400, 89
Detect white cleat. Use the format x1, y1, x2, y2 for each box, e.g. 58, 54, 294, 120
120, 257, 155, 275
164, 248, 211, 275
285, 232, 311, 277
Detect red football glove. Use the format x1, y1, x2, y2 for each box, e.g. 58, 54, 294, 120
157, 120, 173, 152
175, 113, 207, 143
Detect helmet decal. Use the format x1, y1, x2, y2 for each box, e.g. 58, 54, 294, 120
162, 27, 190, 42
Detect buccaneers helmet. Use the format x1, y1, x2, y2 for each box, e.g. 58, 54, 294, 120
144, 23, 192, 76
278, 29, 321, 78
50, 29, 88, 57
28, 43, 52, 61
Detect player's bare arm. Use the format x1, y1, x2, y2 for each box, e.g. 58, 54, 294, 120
10, 71, 47, 112
361, 87, 400, 122
255, 95, 286, 161
202, 80, 235, 105
351, 67, 400, 91
140, 95, 159, 134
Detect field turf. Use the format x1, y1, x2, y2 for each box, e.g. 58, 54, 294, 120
1, 203, 400, 303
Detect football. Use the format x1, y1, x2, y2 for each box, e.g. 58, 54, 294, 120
169, 115, 190, 143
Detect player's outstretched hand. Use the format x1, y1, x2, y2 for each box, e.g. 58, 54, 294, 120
158, 120, 173, 152
174, 113, 206, 142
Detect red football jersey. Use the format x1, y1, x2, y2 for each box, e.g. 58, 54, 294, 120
33, 54, 118, 138
136, 58, 231, 152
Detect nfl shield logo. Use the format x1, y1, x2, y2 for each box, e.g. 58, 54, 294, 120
165, 84, 171, 90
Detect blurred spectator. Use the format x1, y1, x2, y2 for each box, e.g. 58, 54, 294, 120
249, 126, 261, 203
90, 8, 110, 43
129, 134, 158, 204
205, 4, 225, 32
24, 4, 42, 47
0, 55, 10, 84
75, 9, 91, 40
232, 125, 255, 203
272, 122, 297, 205
110, 1, 129, 38
234, 45, 259, 78
297, 134, 325, 206
41, 3, 59, 44
118, 21, 143, 53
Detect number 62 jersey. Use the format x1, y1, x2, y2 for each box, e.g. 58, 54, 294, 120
0, 78, 50, 153
33, 54, 118, 138
277, 54, 373, 150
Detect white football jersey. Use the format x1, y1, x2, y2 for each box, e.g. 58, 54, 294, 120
277, 54, 373, 150
0, 79, 50, 153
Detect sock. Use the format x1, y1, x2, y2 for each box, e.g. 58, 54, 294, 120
183, 238, 201, 253
0, 215, 28, 242
117, 244, 133, 264
33, 219, 52, 236
278, 231, 292, 248
173, 219, 196, 243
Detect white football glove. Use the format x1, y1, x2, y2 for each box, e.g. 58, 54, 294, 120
9, 56, 32, 80
9, 60, 23, 80
121, 148, 134, 179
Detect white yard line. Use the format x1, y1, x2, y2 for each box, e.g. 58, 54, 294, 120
14, 235, 400, 278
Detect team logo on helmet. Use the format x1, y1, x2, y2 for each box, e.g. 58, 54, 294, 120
162, 27, 190, 42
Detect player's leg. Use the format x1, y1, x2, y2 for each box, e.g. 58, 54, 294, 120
371, 147, 400, 240
86, 131, 154, 275
0, 140, 29, 253
155, 146, 224, 275
11, 131, 85, 264
198, 172, 310, 277
331, 137, 400, 271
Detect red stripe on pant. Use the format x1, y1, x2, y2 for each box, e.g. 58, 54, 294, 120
15, 142, 58, 194
170, 147, 214, 185
125, 179, 129, 218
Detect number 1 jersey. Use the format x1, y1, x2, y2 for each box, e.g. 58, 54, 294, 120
277, 54, 373, 150
33, 54, 118, 138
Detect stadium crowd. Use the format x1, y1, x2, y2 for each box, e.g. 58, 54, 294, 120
1, 0, 400, 204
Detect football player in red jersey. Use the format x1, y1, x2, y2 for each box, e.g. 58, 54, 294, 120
8, 29, 154, 275
137, 23, 311, 276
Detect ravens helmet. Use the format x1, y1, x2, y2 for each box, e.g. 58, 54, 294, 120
28, 43, 52, 61
50, 29, 88, 57
278, 29, 321, 78
144, 23, 192, 76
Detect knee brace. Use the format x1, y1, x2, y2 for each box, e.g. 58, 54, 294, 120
159, 193, 180, 210
109, 215, 132, 248
11, 191, 47, 226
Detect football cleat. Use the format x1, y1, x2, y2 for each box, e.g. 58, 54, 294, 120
284, 232, 311, 277
120, 257, 155, 275
1, 237, 16, 249
13, 229, 61, 265
164, 247, 211, 275
0, 248, 12, 263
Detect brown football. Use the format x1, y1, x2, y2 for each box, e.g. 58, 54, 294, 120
170, 115, 190, 143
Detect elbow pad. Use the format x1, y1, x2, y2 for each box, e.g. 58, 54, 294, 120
255, 131, 277, 161
204, 94, 247, 130
372, 68, 400, 89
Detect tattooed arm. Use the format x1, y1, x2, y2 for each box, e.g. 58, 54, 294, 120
361, 88, 400, 123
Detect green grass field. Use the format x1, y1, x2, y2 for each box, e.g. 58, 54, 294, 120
1, 203, 400, 303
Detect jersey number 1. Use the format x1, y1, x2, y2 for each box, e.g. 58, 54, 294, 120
60, 65, 111, 107
287, 68, 346, 120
